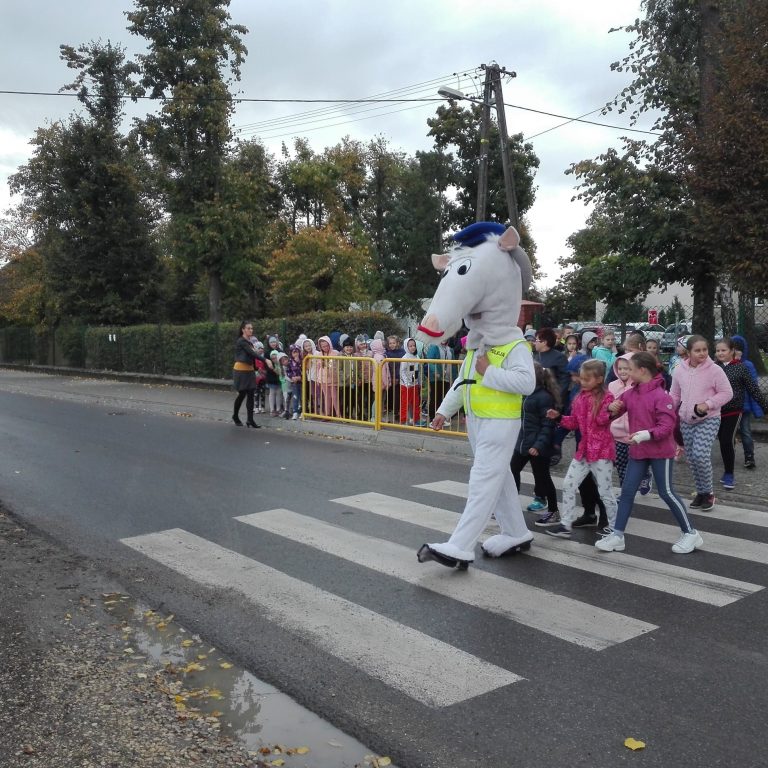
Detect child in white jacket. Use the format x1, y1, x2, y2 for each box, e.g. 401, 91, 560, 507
399, 337, 422, 425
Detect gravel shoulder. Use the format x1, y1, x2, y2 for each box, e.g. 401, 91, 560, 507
0, 508, 317, 768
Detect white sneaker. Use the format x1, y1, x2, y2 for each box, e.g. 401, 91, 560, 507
595, 532, 625, 552
292, 412, 298, 420
672, 530, 703, 554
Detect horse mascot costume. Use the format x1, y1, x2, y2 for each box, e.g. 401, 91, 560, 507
416, 222, 536, 569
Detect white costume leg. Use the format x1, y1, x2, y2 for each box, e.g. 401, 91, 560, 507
427, 417, 529, 562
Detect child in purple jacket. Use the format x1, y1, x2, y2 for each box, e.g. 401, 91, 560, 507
599, 352, 704, 554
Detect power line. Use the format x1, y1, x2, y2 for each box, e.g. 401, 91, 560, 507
0, 84, 659, 138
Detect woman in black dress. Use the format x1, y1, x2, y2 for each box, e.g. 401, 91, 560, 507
232, 321, 261, 428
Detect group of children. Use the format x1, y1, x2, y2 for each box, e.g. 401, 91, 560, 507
512, 329, 766, 555
243, 330, 452, 425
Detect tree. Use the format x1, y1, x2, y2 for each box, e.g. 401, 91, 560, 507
562, 210, 654, 335
267, 226, 374, 314
9, 41, 160, 325
127, 0, 248, 322
426, 102, 540, 258
373, 151, 449, 318
572, 0, 732, 340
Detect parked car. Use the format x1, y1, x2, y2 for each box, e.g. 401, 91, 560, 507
634, 323, 666, 344
660, 322, 693, 352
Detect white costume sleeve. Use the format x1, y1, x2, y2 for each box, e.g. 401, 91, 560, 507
479, 343, 536, 396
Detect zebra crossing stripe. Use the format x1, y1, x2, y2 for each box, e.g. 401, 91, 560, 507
262, 507, 657, 650
517, 471, 768, 529
120, 528, 522, 707
416, 481, 768, 567
337, 492, 762, 606
421, 475, 768, 530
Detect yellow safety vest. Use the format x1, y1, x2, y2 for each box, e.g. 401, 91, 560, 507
461, 340, 528, 418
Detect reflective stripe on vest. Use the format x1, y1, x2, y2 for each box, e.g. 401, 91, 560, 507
462, 340, 528, 418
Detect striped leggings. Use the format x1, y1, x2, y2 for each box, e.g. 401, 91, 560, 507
680, 417, 721, 494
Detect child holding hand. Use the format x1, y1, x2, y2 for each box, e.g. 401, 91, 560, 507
598, 352, 703, 554
545, 359, 617, 538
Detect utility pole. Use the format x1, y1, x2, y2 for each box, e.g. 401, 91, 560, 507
475, 68, 493, 222
473, 63, 519, 228
487, 64, 519, 229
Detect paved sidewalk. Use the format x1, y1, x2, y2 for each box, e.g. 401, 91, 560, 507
1, 366, 766, 511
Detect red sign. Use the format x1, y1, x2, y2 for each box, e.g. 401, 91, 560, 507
648, 309, 658, 325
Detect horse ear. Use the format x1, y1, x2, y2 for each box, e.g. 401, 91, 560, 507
431, 252, 450, 271
497, 226, 520, 251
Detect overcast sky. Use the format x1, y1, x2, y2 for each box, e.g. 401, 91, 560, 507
0, 0, 652, 288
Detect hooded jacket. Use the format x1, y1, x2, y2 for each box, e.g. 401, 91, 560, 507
515, 385, 557, 456
399, 338, 421, 387
618, 374, 678, 460
370, 338, 391, 388
608, 354, 634, 443
315, 335, 339, 385
670, 355, 733, 424
732, 334, 765, 418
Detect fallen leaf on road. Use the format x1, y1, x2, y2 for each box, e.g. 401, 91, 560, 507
295, 747, 310, 755
219, 662, 233, 669
181, 639, 195, 647
624, 737, 646, 751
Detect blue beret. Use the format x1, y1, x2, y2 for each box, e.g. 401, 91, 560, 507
452, 221, 506, 248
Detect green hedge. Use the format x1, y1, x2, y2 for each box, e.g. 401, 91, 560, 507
1, 311, 404, 379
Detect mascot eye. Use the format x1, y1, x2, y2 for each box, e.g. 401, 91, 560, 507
456, 259, 472, 276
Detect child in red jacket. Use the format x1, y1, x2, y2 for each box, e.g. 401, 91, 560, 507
599, 352, 703, 554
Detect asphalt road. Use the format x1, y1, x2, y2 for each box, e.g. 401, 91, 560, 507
2, 373, 768, 768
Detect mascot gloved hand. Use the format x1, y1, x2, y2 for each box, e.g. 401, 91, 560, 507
415, 222, 536, 569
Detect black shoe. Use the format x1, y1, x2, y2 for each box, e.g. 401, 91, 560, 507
572, 514, 598, 528
246, 419, 261, 429
232, 415, 243, 426
549, 446, 562, 467
689, 493, 705, 509
597, 516, 608, 529
745, 457, 756, 469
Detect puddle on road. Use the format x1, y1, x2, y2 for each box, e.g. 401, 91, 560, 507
102, 593, 395, 768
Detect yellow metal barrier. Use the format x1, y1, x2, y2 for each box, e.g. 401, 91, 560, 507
301, 354, 467, 437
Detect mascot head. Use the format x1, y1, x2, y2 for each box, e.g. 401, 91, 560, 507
416, 222, 532, 349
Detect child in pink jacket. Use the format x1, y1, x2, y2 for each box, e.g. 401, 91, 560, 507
545, 359, 617, 538
598, 352, 703, 554
670, 335, 733, 511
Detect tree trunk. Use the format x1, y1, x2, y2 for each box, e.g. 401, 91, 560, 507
208, 270, 222, 323
692, 264, 716, 342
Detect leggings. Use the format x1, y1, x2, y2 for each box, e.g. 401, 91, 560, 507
267, 385, 283, 414
511, 452, 558, 512
233, 389, 254, 420
680, 417, 721, 494
560, 459, 617, 528
615, 457, 693, 534
718, 413, 742, 475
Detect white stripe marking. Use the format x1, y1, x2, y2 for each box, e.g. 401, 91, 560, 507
517, 471, 768, 529
417, 480, 768, 567
240, 509, 656, 649
333, 493, 762, 606
121, 528, 521, 707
